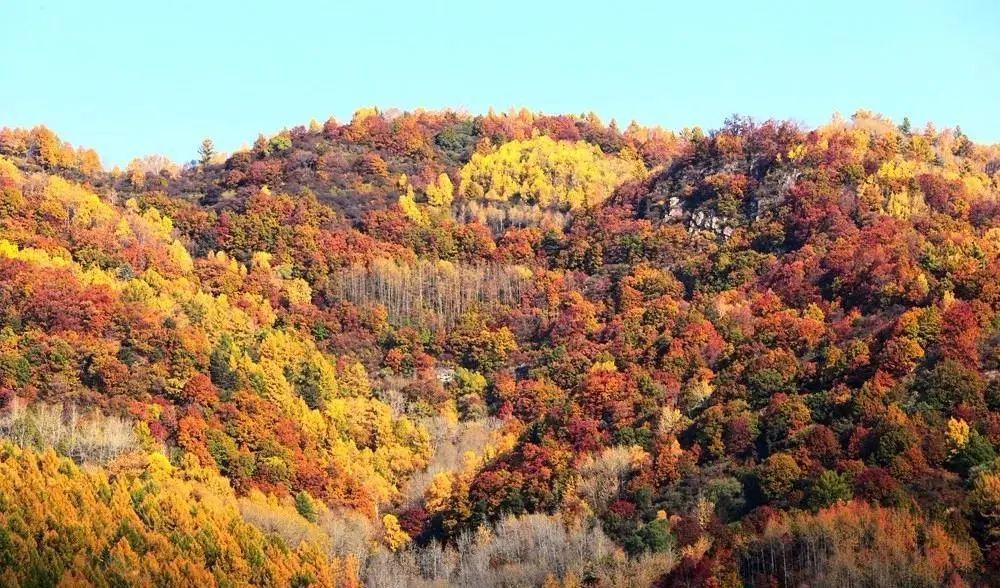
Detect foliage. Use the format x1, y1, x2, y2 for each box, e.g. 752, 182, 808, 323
743, 501, 977, 587
0, 107, 998, 584
0, 443, 341, 586
458, 135, 637, 209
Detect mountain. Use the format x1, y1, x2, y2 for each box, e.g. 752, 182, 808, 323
0, 108, 997, 586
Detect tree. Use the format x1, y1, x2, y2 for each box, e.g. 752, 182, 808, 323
210, 335, 238, 392
448, 318, 517, 373
637, 518, 674, 553
970, 471, 1000, 542
458, 135, 635, 209
382, 514, 411, 551
745, 502, 976, 586
295, 491, 318, 522
355, 152, 389, 179
198, 138, 216, 165
951, 432, 996, 476
899, 116, 912, 135
914, 359, 985, 413
0, 444, 342, 585
806, 470, 853, 510
756, 453, 801, 503
426, 173, 455, 208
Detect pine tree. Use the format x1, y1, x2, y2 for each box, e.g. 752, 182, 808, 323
198, 138, 216, 165
899, 116, 912, 135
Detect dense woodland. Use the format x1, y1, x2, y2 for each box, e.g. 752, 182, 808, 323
0, 107, 998, 586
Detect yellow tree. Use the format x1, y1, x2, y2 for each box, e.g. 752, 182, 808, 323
458, 135, 635, 209
425, 172, 455, 208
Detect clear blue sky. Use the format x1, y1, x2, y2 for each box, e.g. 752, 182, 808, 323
4, 0, 998, 167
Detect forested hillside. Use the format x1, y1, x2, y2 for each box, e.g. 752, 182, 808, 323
0, 108, 997, 586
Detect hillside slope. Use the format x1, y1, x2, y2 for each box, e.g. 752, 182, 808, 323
0, 109, 998, 586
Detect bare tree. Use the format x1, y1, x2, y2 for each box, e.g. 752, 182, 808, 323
0, 401, 138, 464
329, 259, 526, 328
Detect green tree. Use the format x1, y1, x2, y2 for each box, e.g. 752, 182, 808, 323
637, 518, 674, 553
807, 470, 853, 510
951, 432, 996, 476
914, 359, 985, 413
198, 138, 216, 165
294, 491, 318, 522
899, 116, 912, 135
209, 335, 238, 393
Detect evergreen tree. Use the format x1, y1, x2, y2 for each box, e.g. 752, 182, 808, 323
198, 138, 216, 165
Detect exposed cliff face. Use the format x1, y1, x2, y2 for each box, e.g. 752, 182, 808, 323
642, 119, 805, 239
644, 159, 801, 239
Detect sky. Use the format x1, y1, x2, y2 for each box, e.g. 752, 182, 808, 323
3, 0, 999, 167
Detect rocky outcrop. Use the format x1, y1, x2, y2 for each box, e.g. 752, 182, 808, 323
689, 209, 735, 237
643, 160, 800, 240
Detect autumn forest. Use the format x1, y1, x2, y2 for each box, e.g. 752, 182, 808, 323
0, 107, 998, 586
